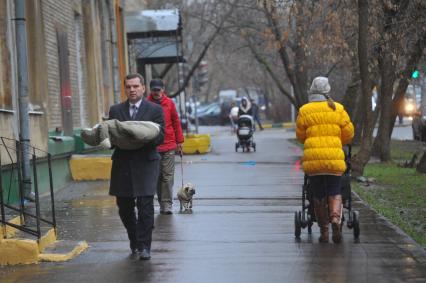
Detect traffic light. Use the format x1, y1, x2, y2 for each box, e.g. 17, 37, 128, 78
412, 70, 420, 79
197, 60, 208, 88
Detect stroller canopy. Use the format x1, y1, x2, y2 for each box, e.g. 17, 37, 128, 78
238, 115, 254, 128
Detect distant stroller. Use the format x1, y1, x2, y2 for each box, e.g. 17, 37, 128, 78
235, 115, 256, 152
294, 145, 360, 240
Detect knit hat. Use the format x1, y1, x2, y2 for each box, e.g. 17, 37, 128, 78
308, 76, 336, 110
309, 76, 331, 94
309, 77, 331, 102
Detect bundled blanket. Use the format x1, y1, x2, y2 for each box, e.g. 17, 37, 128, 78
81, 119, 160, 150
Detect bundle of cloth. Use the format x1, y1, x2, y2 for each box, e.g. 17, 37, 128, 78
81, 119, 160, 150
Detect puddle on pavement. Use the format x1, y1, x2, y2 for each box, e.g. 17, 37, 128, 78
292, 159, 301, 172
71, 196, 116, 208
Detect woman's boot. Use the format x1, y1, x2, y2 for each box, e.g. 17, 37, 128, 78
328, 195, 343, 243
313, 198, 329, 243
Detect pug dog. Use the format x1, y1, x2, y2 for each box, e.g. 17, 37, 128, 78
177, 183, 196, 211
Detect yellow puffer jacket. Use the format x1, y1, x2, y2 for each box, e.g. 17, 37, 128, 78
296, 101, 354, 176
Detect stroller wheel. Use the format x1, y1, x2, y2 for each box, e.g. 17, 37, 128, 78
294, 211, 302, 238
352, 211, 360, 239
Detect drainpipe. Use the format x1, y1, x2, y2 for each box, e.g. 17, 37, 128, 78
14, 0, 32, 200
108, 0, 121, 104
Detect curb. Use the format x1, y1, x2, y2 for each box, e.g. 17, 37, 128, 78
0, 216, 21, 239
182, 134, 211, 154
70, 155, 112, 181
0, 226, 88, 265
0, 238, 39, 265
263, 122, 294, 129
38, 241, 89, 262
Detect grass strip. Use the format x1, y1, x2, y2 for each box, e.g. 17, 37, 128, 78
353, 163, 426, 248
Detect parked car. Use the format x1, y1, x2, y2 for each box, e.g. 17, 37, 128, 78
412, 112, 426, 142
189, 102, 229, 125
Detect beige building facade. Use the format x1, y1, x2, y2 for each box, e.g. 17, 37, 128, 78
0, 0, 127, 163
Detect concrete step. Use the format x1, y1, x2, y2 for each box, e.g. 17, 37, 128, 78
182, 134, 211, 154
69, 154, 112, 181
0, 222, 88, 265
38, 239, 88, 263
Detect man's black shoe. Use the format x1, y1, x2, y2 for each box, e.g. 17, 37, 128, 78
139, 248, 151, 260
129, 249, 138, 260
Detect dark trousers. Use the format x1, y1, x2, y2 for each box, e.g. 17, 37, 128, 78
116, 196, 154, 251
310, 175, 342, 199
254, 115, 263, 130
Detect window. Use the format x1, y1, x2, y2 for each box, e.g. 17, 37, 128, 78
0, 1, 13, 110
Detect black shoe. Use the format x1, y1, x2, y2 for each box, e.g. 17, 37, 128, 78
129, 249, 138, 260
139, 248, 151, 260
160, 210, 173, 215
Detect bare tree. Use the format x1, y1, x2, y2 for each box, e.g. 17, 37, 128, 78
372, 0, 425, 161
351, 0, 375, 177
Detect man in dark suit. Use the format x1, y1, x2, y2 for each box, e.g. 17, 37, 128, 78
108, 73, 164, 260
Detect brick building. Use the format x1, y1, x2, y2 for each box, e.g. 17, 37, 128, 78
0, 0, 127, 158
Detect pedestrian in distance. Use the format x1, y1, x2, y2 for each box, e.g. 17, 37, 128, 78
296, 76, 354, 244
229, 102, 239, 133
147, 78, 184, 215
250, 98, 264, 131
108, 73, 165, 260
238, 96, 253, 117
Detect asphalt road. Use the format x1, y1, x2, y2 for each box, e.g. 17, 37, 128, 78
1, 127, 425, 283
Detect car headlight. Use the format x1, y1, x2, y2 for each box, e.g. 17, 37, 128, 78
405, 103, 415, 113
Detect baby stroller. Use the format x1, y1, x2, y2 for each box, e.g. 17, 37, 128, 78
235, 115, 256, 152
294, 145, 360, 240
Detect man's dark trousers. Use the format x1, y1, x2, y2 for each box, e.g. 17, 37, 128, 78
116, 196, 154, 251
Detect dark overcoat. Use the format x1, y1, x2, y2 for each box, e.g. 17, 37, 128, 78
108, 99, 165, 197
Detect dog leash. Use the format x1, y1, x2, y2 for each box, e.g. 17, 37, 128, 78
180, 149, 184, 188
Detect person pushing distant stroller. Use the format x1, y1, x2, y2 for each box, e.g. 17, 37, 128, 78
296, 76, 354, 243
238, 97, 253, 117
235, 97, 256, 152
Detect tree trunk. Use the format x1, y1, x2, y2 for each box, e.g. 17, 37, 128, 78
417, 151, 426, 173
372, 50, 396, 161
351, 0, 374, 177
389, 34, 426, 135
342, 52, 361, 120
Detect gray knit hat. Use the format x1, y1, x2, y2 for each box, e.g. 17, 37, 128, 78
309, 76, 331, 94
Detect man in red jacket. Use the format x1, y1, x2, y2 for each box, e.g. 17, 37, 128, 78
147, 78, 184, 214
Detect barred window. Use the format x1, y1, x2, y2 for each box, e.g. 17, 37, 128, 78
0, 1, 13, 110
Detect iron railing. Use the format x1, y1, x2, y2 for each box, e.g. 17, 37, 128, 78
0, 137, 56, 239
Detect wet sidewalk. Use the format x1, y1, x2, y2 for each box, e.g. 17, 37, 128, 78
1, 127, 425, 282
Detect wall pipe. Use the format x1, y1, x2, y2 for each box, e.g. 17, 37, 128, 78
14, 0, 32, 200
108, 0, 121, 104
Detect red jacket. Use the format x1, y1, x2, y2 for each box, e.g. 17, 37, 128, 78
147, 93, 184, 152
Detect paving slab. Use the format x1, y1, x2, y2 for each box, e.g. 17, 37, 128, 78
0, 127, 425, 283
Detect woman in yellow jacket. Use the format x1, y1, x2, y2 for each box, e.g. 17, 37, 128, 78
296, 77, 354, 243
